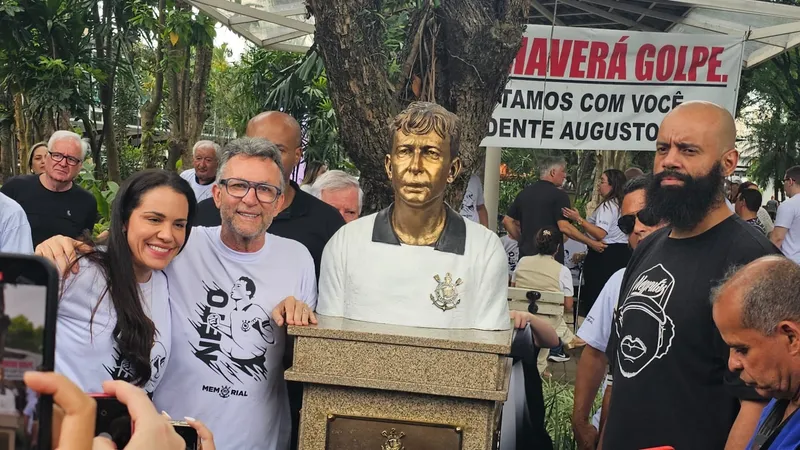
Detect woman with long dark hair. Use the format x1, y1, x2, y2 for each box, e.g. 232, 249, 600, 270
563, 169, 630, 317
55, 169, 196, 393
28, 143, 47, 175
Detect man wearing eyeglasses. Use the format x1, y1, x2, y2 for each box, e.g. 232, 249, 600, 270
194, 111, 345, 280
34, 137, 318, 450
571, 175, 666, 450
1, 130, 96, 247
771, 167, 800, 263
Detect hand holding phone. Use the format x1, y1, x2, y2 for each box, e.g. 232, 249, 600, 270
92, 380, 186, 450
23, 371, 94, 450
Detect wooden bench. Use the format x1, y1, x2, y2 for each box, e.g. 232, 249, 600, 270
507, 287, 565, 316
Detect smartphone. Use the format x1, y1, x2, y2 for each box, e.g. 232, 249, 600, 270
90, 394, 132, 448
171, 420, 199, 450
0, 253, 59, 450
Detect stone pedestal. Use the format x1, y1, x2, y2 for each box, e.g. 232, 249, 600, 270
285, 316, 513, 450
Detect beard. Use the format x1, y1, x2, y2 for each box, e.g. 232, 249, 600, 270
646, 162, 725, 232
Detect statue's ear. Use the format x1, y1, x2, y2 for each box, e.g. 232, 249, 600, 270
448, 157, 462, 183
384, 154, 392, 181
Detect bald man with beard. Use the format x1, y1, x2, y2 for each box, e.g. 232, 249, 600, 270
194, 111, 345, 279
599, 101, 780, 450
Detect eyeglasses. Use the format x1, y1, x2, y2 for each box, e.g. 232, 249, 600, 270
219, 178, 282, 204
617, 209, 659, 235
48, 151, 82, 167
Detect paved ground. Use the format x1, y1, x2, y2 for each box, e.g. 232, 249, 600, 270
549, 346, 581, 383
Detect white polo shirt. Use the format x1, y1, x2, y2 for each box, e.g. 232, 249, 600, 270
318, 206, 510, 330
0, 192, 33, 254
775, 195, 800, 263
180, 169, 215, 203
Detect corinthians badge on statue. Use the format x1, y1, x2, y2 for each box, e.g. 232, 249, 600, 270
430, 273, 463, 312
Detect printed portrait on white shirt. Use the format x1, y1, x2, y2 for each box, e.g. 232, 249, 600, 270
55, 262, 171, 394
152, 226, 317, 450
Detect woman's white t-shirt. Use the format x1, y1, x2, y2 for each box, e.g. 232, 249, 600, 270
55, 260, 171, 394
588, 200, 627, 244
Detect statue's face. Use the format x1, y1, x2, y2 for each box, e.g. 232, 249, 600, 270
385, 130, 461, 208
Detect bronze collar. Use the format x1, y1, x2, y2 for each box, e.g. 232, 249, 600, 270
371, 204, 466, 255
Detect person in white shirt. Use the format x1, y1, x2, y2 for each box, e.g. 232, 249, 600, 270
771, 165, 800, 263
0, 192, 33, 254
48, 170, 196, 394
309, 170, 362, 223
562, 169, 631, 317
571, 175, 668, 449
180, 140, 221, 203
460, 173, 488, 227
37, 138, 317, 450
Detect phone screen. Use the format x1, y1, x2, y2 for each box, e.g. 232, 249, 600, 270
0, 254, 58, 450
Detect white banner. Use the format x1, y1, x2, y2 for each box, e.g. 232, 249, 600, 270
481, 25, 745, 150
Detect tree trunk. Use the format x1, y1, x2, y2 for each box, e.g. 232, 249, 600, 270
13, 93, 30, 173
185, 38, 213, 169
308, 0, 530, 214
0, 124, 13, 181
140, 0, 166, 169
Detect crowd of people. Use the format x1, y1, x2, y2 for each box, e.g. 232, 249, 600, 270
1, 99, 800, 450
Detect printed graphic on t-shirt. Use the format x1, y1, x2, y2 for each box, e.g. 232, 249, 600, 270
189, 276, 274, 386
616, 264, 676, 378
461, 190, 476, 216
103, 340, 168, 393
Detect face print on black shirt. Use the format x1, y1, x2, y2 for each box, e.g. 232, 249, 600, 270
616, 264, 676, 378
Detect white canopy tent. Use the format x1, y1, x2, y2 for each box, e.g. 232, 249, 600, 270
196, 0, 800, 229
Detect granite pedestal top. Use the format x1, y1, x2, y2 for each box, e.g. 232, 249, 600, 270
287, 315, 513, 354
285, 315, 513, 401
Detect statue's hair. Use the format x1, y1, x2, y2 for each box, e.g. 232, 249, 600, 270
389, 102, 461, 158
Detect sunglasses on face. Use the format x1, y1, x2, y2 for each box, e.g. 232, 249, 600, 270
617, 209, 659, 235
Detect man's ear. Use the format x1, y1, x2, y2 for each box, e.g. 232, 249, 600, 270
448, 157, 462, 184
780, 321, 800, 356
384, 154, 392, 181
721, 149, 739, 177
212, 184, 222, 209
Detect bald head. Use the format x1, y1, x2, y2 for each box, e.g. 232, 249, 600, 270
665, 101, 736, 153
713, 256, 800, 335
246, 111, 302, 181
247, 111, 302, 147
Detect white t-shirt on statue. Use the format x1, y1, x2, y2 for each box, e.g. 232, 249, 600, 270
317, 206, 510, 330
180, 169, 215, 203
55, 261, 171, 394
152, 227, 317, 450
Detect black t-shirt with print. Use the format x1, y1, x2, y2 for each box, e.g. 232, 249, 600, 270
603, 215, 780, 450
0, 174, 97, 247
